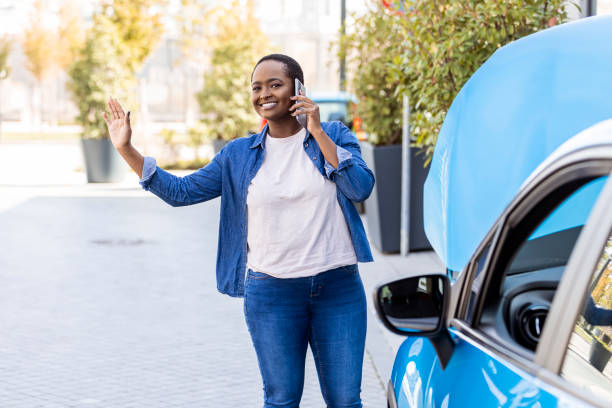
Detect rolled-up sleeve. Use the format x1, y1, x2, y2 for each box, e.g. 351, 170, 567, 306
139, 156, 158, 190
324, 145, 353, 178
324, 122, 375, 202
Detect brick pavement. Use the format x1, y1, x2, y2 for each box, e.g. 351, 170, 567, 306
0, 140, 445, 407
0, 187, 392, 407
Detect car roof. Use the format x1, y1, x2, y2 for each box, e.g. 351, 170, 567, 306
310, 91, 356, 103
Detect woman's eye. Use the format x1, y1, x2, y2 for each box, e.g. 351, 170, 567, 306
271, 83, 281, 88
252, 87, 260, 92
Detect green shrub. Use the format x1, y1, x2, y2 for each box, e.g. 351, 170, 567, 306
393, 0, 573, 160
340, 0, 574, 160
338, 0, 405, 146
195, 1, 273, 141
67, 0, 164, 139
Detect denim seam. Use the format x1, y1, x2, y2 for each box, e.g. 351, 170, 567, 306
309, 324, 330, 404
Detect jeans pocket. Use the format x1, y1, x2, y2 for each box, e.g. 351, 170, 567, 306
341, 264, 358, 274
248, 270, 271, 280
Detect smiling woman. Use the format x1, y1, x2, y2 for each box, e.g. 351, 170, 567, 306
102, 54, 376, 407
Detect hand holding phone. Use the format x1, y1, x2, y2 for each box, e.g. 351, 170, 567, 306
294, 78, 308, 129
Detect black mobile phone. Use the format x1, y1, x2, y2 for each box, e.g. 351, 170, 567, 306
294, 78, 308, 129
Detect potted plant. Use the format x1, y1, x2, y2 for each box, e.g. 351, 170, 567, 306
66, 1, 163, 182
67, 27, 133, 182
589, 332, 612, 372
195, 1, 271, 148
340, 0, 571, 253
391, 0, 571, 160
339, 0, 428, 253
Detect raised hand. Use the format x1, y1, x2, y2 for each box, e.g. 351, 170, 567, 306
103, 98, 132, 150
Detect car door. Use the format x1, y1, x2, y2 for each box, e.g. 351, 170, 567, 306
417, 155, 612, 407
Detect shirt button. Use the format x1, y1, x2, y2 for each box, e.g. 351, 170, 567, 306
305, 143, 308, 147
312, 156, 317, 160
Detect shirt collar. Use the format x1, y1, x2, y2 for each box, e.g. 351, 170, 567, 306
250, 124, 268, 149
249, 123, 311, 149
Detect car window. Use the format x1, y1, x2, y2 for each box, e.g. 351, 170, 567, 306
560, 235, 612, 402
476, 176, 608, 354
464, 242, 491, 322
317, 101, 348, 123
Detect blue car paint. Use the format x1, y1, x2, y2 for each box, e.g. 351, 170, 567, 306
392, 330, 561, 407
423, 16, 612, 273
388, 17, 612, 408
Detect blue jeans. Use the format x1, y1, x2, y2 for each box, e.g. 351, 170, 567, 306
244, 265, 367, 408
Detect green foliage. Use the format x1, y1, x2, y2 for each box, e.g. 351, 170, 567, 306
98, 0, 166, 73
22, 0, 55, 83
0, 36, 10, 80
66, 0, 165, 139
55, 0, 86, 71
393, 0, 572, 160
195, 0, 273, 141
163, 157, 210, 170
338, 0, 404, 146
187, 125, 205, 159
340, 0, 573, 157
67, 23, 137, 139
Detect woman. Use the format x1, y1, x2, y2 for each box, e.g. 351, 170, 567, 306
103, 54, 375, 408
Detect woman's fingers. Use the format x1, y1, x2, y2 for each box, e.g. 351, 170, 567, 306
107, 98, 119, 121
103, 112, 111, 127
113, 98, 125, 119
108, 98, 125, 120
290, 101, 314, 111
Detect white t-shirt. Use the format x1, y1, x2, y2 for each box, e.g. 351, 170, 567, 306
246, 128, 357, 278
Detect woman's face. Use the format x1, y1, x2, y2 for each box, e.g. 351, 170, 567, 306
251, 60, 294, 122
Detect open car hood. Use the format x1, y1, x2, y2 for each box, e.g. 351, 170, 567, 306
423, 16, 612, 272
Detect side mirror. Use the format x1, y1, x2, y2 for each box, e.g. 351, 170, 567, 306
374, 274, 454, 368
374, 274, 449, 336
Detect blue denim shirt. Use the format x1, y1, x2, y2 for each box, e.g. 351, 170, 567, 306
140, 121, 375, 297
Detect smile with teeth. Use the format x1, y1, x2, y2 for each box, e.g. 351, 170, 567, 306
259, 101, 278, 110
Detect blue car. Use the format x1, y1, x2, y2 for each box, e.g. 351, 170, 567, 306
374, 17, 612, 408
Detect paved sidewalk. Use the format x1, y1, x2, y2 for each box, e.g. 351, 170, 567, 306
0, 141, 444, 407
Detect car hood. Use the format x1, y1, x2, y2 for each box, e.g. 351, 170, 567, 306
423, 15, 612, 272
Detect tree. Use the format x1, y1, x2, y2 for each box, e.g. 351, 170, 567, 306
0, 36, 11, 138
392, 0, 573, 160
97, 0, 166, 74
22, 0, 56, 125
338, 0, 405, 146
67, 0, 166, 139
195, 0, 273, 141
55, 0, 86, 71
0, 37, 10, 83
67, 23, 136, 139
339, 0, 573, 161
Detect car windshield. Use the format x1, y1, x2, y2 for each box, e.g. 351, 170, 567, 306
508, 177, 607, 275
317, 101, 348, 123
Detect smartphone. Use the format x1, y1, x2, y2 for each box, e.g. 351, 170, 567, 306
294, 78, 308, 129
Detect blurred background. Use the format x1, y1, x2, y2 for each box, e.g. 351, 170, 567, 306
0, 0, 371, 178
0, 0, 610, 181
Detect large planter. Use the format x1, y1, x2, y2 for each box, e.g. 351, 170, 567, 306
589, 336, 611, 372
80, 138, 127, 183
405, 145, 432, 252
361, 142, 431, 253
362, 143, 402, 253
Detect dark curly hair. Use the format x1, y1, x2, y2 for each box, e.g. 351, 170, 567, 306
252, 54, 304, 89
